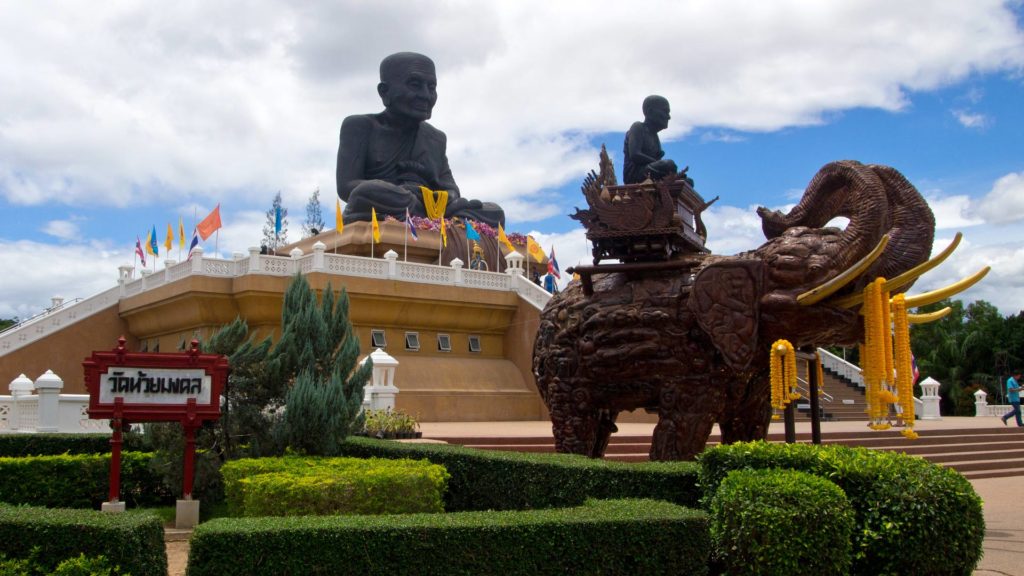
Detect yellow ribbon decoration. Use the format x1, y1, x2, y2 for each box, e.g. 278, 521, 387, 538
892, 294, 918, 439
769, 339, 797, 420
419, 186, 449, 220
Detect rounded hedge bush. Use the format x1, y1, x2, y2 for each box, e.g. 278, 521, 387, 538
710, 468, 854, 576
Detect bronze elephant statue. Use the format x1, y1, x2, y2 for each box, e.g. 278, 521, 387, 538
532, 160, 936, 460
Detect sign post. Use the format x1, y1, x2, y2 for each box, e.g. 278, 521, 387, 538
84, 336, 228, 527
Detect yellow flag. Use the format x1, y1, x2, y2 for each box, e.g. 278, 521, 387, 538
497, 223, 515, 254
371, 207, 380, 243
335, 199, 344, 233
145, 229, 155, 256
178, 217, 185, 249
165, 223, 174, 253
526, 236, 545, 263
440, 217, 447, 248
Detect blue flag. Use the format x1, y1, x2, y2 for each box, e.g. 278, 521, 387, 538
405, 208, 418, 241
150, 225, 159, 256
466, 220, 481, 241
274, 205, 282, 235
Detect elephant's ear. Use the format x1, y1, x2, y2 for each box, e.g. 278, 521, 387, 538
689, 260, 763, 372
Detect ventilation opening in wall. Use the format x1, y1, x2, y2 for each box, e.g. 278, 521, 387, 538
468, 335, 481, 353
437, 333, 452, 352
371, 329, 387, 349
405, 332, 420, 351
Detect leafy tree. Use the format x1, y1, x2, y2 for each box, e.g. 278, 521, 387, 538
261, 191, 289, 251
302, 188, 325, 238
0, 318, 17, 331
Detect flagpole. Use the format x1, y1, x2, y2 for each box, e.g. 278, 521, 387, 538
215, 229, 219, 258
437, 218, 442, 266
404, 216, 409, 262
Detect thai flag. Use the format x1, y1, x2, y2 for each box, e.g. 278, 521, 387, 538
547, 246, 561, 279
911, 353, 920, 385
135, 236, 146, 267
405, 208, 418, 241
187, 228, 200, 260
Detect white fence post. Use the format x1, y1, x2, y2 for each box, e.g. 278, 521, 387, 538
9, 374, 33, 432
974, 388, 988, 418
191, 246, 205, 274
312, 241, 326, 271
451, 257, 464, 285
34, 370, 64, 433
384, 250, 398, 278
918, 376, 942, 420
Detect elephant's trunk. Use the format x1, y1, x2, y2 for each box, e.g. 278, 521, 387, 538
757, 160, 934, 295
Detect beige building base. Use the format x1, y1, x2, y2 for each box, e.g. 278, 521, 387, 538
176, 499, 200, 529
101, 501, 125, 513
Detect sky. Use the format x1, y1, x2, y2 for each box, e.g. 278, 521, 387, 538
1, 1, 1023, 321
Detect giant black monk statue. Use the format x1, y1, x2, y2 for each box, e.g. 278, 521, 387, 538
336, 52, 505, 227
622, 95, 680, 185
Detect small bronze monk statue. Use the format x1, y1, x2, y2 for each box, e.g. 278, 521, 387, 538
622, 95, 679, 184
336, 52, 505, 227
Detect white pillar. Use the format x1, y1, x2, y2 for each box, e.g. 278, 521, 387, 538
505, 251, 525, 277
384, 250, 399, 278
118, 265, 133, 297
918, 377, 942, 420
50, 296, 64, 311
289, 248, 303, 274
164, 260, 177, 282
312, 241, 326, 271
973, 387, 988, 418
9, 374, 33, 432
191, 246, 205, 274
34, 370, 64, 433
248, 246, 260, 273
361, 348, 400, 411
451, 257, 464, 285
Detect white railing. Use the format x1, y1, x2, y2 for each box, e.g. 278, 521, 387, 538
0, 286, 122, 357
817, 348, 864, 387
1, 243, 558, 357
0, 372, 111, 434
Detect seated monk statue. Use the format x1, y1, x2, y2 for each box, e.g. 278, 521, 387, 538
336, 52, 505, 227
622, 95, 680, 184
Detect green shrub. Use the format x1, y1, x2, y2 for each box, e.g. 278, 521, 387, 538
338, 436, 700, 511
187, 498, 709, 576
710, 469, 853, 576
0, 452, 171, 509
0, 504, 165, 576
0, 433, 145, 457
698, 441, 984, 576
221, 455, 449, 516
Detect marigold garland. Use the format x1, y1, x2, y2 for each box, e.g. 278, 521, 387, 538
815, 353, 825, 396
892, 293, 918, 439
769, 339, 798, 420
863, 278, 891, 430
419, 187, 449, 220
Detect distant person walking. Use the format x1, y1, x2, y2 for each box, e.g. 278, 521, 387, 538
1001, 371, 1022, 426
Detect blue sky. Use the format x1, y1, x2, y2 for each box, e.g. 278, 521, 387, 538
1, 1, 1023, 319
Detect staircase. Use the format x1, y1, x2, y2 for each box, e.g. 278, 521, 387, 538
795, 362, 869, 422
431, 426, 1024, 480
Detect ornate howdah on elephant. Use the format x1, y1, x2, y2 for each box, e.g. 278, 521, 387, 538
534, 158, 949, 460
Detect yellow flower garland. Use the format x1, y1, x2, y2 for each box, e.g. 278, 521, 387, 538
815, 353, 825, 396
419, 186, 449, 220
892, 294, 918, 439
769, 339, 797, 419
863, 278, 891, 430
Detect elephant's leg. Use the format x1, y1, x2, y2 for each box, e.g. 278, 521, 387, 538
719, 370, 772, 444
591, 409, 620, 458
651, 382, 723, 460
548, 380, 600, 456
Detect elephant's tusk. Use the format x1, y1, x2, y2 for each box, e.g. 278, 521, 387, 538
907, 306, 952, 324
902, 267, 991, 309
830, 232, 963, 309
797, 235, 889, 306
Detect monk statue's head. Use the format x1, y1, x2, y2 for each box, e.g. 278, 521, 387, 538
642, 95, 671, 131
378, 52, 438, 123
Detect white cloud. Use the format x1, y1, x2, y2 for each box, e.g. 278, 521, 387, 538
952, 109, 990, 128
41, 220, 80, 241
926, 193, 986, 230
0, 0, 1021, 222
972, 172, 1024, 225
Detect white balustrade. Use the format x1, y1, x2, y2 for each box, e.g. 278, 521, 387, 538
0, 372, 110, 434
817, 348, 865, 387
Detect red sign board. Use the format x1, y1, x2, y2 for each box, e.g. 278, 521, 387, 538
83, 337, 229, 501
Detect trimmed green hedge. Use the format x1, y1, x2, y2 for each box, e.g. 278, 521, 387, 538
710, 469, 854, 576
0, 452, 172, 509
187, 498, 709, 576
338, 436, 700, 510
221, 456, 449, 516
0, 504, 166, 576
698, 441, 984, 576
0, 433, 146, 457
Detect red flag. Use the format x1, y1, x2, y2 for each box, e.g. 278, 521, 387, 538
197, 204, 222, 241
